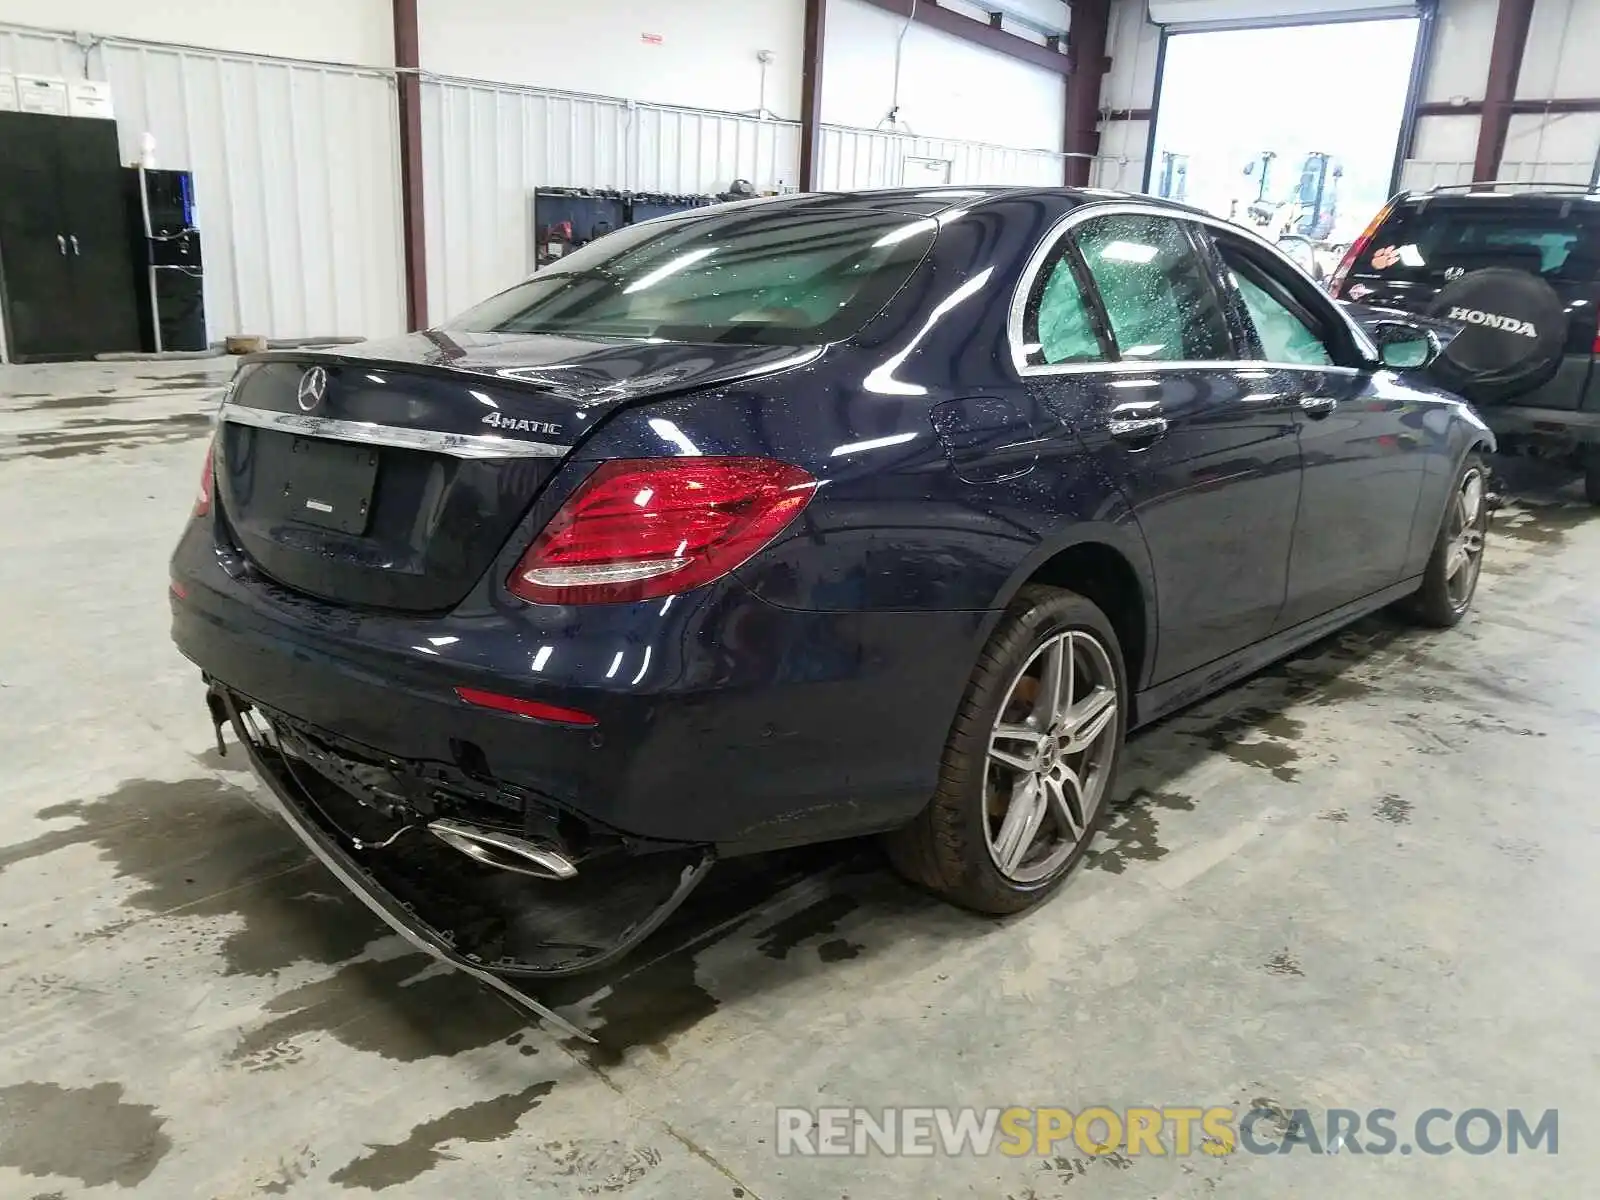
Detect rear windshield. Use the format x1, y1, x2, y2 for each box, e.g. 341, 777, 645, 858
447, 206, 936, 346
1359, 203, 1600, 283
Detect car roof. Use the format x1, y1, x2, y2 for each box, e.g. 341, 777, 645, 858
721, 186, 1204, 219
1395, 185, 1600, 212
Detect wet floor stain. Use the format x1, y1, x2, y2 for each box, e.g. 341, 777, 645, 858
22, 394, 120, 410
1263, 950, 1304, 977
6, 416, 211, 460
754, 893, 861, 960
3, 777, 382, 976
575, 948, 720, 1068
327, 1081, 557, 1190
228, 955, 525, 1066
531, 1140, 664, 1193
0, 1081, 171, 1188
1494, 837, 1544, 864
1205, 710, 1305, 782
1085, 788, 1194, 873
1374, 794, 1412, 825
257, 1146, 318, 1194
817, 937, 864, 962
1494, 502, 1594, 546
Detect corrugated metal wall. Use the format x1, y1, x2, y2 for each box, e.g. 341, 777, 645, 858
815, 125, 1068, 190
0, 23, 404, 346
420, 77, 802, 320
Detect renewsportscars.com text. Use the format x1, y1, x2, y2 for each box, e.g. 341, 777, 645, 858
775, 1105, 1558, 1158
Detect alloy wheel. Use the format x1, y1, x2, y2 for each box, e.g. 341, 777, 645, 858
984, 629, 1119, 884
1445, 467, 1487, 609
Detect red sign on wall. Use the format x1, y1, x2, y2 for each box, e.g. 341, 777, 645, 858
641, 32, 664, 45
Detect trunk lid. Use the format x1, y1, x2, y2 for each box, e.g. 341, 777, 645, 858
215, 332, 814, 612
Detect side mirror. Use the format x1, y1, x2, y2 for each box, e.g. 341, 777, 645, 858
1373, 321, 1441, 370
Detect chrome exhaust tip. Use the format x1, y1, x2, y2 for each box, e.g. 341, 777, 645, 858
426, 819, 578, 881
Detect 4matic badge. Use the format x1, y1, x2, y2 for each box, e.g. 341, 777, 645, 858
482, 411, 563, 436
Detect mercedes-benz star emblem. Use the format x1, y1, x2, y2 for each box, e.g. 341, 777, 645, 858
297, 366, 328, 413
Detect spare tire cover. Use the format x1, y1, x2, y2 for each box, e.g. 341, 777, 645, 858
1424, 267, 1567, 403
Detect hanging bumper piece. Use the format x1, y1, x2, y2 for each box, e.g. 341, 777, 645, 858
214, 688, 715, 1045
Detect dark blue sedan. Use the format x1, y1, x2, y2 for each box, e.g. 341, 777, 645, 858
170, 187, 1491, 997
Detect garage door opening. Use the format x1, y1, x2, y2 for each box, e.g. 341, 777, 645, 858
1148, 18, 1419, 281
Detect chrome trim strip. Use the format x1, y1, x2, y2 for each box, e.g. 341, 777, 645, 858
220, 401, 569, 459
1017, 358, 1365, 379
1006, 199, 1380, 378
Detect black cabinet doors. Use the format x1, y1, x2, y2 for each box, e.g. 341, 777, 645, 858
0, 112, 140, 361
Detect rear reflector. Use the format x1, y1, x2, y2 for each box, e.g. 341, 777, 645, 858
194, 439, 216, 517
454, 686, 598, 727
508, 457, 817, 605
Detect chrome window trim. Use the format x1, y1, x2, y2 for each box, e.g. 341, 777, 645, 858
220, 402, 568, 459
1019, 358, 1365, 379
1007, 199, 1379, 377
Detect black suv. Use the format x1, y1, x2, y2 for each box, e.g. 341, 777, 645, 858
1329, 182, 1600, 501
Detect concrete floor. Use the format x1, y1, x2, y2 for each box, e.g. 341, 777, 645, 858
1, 359, 1597, 1199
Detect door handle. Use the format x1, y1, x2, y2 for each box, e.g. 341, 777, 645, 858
1300, 395, 1337, 418
1109, 400, 1168, 446
69, 235, 80, 256
57, 234, 67, 255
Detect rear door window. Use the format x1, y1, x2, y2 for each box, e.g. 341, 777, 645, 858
1360, 206, 1600, 283
1071, 213, 1234, 362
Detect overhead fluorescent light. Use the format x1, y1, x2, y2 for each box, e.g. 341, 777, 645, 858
1098, 240, 1160, 265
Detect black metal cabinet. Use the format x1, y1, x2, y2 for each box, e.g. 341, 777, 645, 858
0, 112, 140, 361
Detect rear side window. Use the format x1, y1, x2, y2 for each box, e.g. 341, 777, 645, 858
1360, 205, 1600, 283
448, 207, 936, 346
1023, 258, 1105, 365
1073, 214, 1233, 362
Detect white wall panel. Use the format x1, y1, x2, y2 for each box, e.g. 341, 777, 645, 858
1102, 0, 1165, 113
417, 0, 803, 117
1423, 0, 1495, 103
1501, 110, 1599, 179
0, 24, 405, 342
1092, 119, 1152, 192
816, 125, 1068, 190
1518, 0, 1600, 100
0, 1, 391, 67
822, 0, 1066, 151
0, 22, 80, 75
420, 78, 802, 322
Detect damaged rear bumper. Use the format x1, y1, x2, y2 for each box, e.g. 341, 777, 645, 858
215, 688, 714, 1038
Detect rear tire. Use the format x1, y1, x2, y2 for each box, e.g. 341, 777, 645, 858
885, 586, 1128, 915
1405, 451, 1489, 628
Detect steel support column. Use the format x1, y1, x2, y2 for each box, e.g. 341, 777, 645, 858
394, 0, 428, 330
1063, 0, 1111, 187
1472, 0, 1536, 183
800, 0, 827, 190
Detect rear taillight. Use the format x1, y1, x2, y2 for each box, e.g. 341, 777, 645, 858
1592, 329, 1600, 356
509, 457, 817, 605
193, 439, 216, 517
1327, 199, 1397, 297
